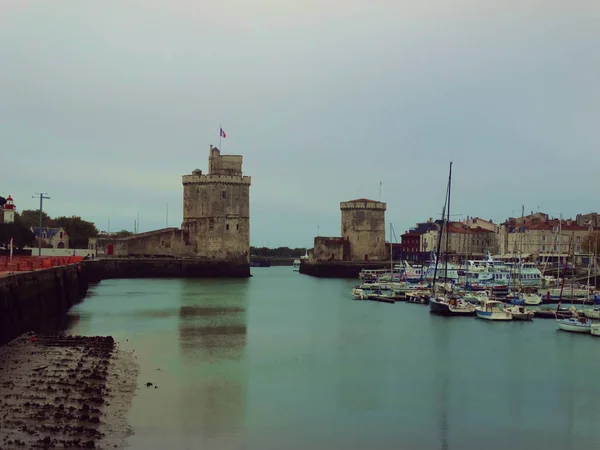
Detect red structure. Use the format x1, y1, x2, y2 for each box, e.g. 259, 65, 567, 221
0, 255, 84, 274
401, 231, 421, 260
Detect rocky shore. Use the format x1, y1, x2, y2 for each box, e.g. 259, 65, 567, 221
0, 334, 138, 449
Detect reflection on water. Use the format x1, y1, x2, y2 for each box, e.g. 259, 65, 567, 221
60, 269, 600, 450
177, 279, 248, 439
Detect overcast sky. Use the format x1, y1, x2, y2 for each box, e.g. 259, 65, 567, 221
1, 0, 599, 247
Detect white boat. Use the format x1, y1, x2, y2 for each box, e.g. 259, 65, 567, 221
584, 309, 600, 320
292, 259, 300, 271
591, 323, 600, 337
504, 305, 534, 321
351, 288, 367, 300
475, 300, 513, 321
556, 313, 592, 333
522, 293, 542, 305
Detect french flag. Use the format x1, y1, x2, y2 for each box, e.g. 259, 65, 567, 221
220, 127, 226, 138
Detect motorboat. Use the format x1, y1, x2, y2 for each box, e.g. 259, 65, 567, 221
475, 300, 513, 321
429, 295, 476, 316
292, 259, 301, 271
504, 305, 534, 321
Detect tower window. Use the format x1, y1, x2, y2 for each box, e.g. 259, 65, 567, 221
222, 190, 227, 199
226, 224, 230, 231
236, 224, 239, 230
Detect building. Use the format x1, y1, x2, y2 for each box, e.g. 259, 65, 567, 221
309, 198, 387, 262
89, 145, 251, 262
400, 230, 421, 261
2, 195, 16, 224
576, 212, 600, 229
182, 145, 251, 262
31, 227, 70, 249
503, 219, 592, 264
420, 221, 496, 259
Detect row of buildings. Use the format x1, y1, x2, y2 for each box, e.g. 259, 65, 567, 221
400, 212, 600, 265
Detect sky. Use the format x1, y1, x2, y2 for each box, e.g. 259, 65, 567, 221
1, 0, 599, 248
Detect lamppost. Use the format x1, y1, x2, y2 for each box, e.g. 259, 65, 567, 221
32, 193, 50, 256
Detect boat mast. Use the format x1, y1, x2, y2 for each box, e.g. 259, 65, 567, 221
432, 163, 451, 295
390, 222, 393, 276
444, 162, 452, 287
558, 214, 562, 286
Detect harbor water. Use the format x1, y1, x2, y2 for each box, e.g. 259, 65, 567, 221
62, 267, 600, 450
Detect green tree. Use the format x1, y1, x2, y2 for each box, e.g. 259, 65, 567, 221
110, 230, 134, 238
17, 209, 55, 230
0, 222, 35, 249
53, 216, 99, 248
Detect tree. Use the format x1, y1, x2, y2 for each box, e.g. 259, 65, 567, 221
53, 216, 99, 248
110, 230, 134, 238
0, 222, 35, 249
0, 196, 6, 207
582, 231, 600, 254
18, 209, 54, 230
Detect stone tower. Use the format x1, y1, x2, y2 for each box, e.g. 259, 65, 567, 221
182, 145, 251, 262
3, 195, 16, 224
340, 198, 386, 261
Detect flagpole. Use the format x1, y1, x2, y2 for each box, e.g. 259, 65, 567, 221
379, 181, 382, 202
219, 124, 222, 150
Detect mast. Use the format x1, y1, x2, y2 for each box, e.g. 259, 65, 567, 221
432, 163, 451, 295
390, 222, 393, 276
558, 214, 562, 286
444, 162, 453, 286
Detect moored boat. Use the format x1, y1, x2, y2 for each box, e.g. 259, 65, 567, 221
475, 300, 513, 321
504, 305, 534, 321
556, 313, 592, 333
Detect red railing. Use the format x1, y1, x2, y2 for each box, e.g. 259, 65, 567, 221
0, 255, 84, 273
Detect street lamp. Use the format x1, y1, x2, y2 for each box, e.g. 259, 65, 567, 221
32, 192, 50, 256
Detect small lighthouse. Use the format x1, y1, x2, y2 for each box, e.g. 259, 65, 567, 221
3, 195, 16, 223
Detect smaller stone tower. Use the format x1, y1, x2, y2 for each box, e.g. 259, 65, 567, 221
3, 195, 16, 224
181, 146, 251, 262
340, 198, 386, 261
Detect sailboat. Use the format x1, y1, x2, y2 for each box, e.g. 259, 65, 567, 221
556, 234, 592, 333
429, 162, 476, 316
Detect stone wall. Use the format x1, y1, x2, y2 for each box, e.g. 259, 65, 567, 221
83, 258, 250, 281
312, 237, 348, 262
340, 200, 386, 261
0, 264, 88, 346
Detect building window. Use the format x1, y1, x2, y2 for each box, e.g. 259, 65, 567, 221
576, 245, 581, 252
542, 245, 546, 251
554, 245, 557, 251
542, 235, 545, 241
577, 236, 581, 242
60, 231, 63, 238
222, 190, 227, 199
209, 219, 214, 230
236, 224, 239, 231
226, 224, 230, 231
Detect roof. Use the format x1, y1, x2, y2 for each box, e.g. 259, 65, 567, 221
31, 227, 66, 238
346, 198, 379, 203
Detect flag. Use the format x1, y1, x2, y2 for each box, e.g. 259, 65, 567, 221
220, 127, 226, 138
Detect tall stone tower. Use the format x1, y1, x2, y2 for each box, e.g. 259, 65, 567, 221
340, 198, 386, 261
3, 195, 16, 224
182, 145, 251, 262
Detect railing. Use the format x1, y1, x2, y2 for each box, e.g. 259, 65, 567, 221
0, 256, 85, 273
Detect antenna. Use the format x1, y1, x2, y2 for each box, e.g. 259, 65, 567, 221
32, 192, 50, 256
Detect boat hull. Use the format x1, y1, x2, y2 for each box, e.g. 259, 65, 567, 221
429, 298, 475, 316
591, 324, 600, 337
557, 319, 591, 333
476, 310, 513, 321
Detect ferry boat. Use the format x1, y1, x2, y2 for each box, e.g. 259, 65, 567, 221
292, 259, 300, 272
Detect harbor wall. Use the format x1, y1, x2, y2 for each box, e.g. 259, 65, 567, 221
0, 264, 88, 346
299, 261, 390, 278
83, 258, 251, 282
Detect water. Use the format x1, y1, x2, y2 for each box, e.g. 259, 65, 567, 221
63, 267, 600, 450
